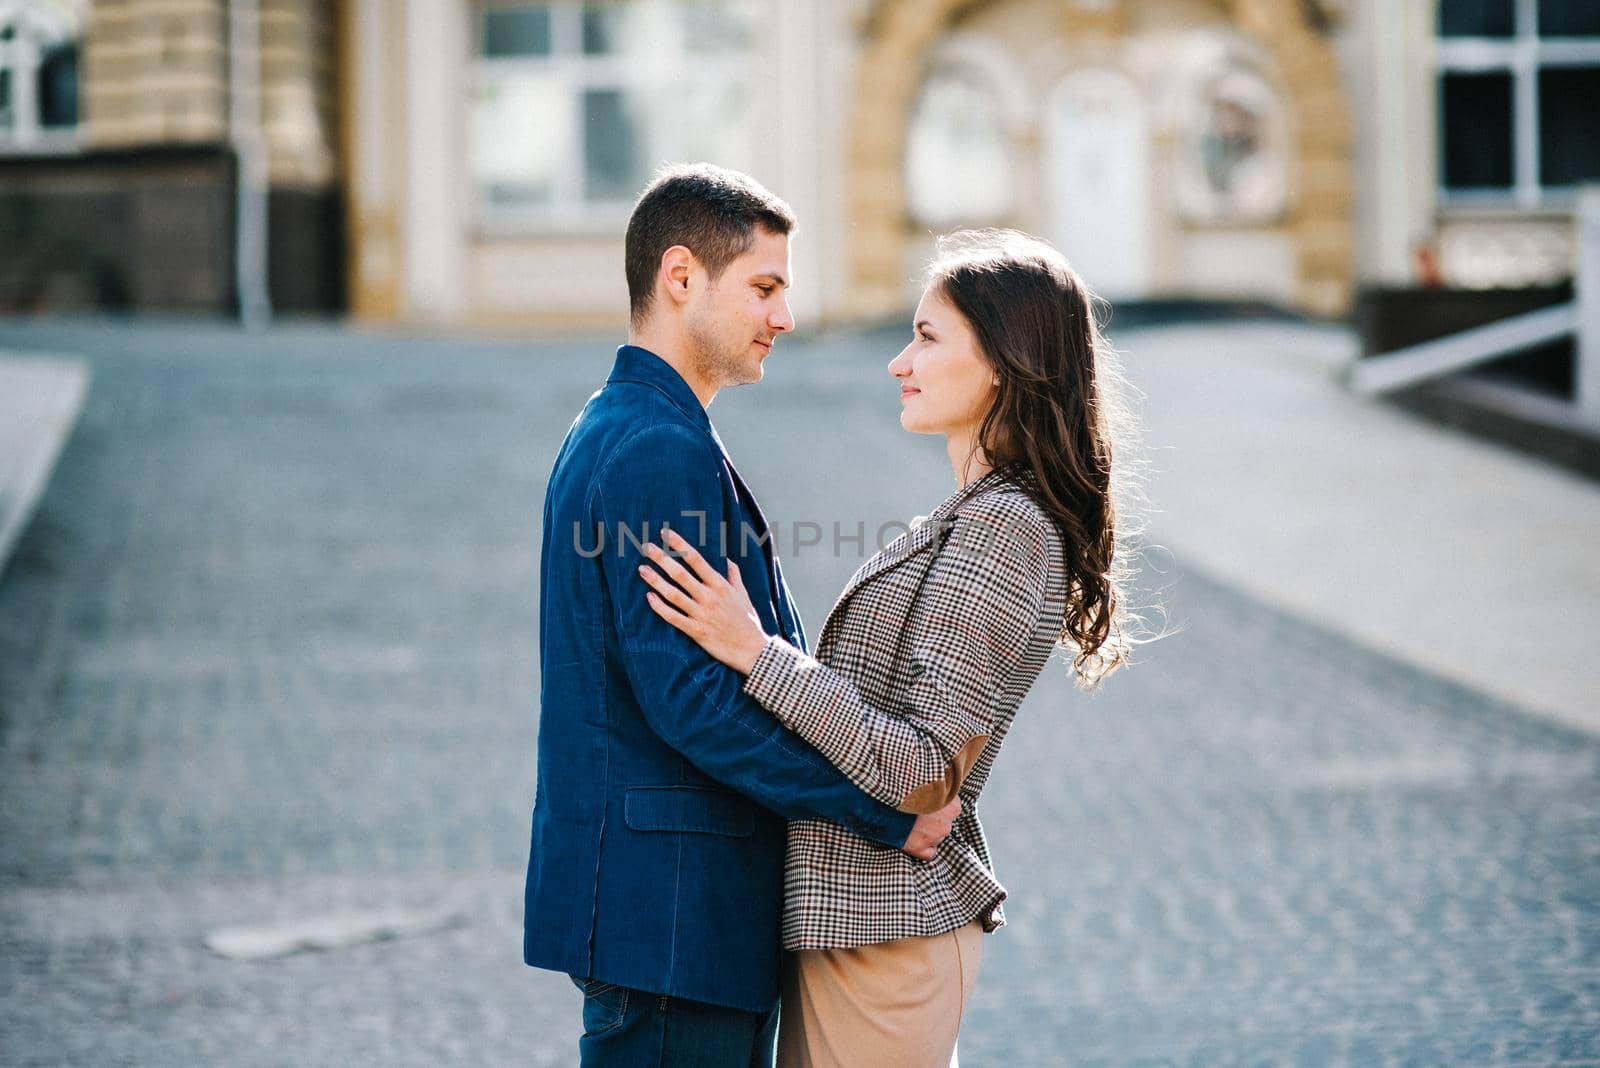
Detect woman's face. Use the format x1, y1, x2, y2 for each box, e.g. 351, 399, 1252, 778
889, 286, 997, 439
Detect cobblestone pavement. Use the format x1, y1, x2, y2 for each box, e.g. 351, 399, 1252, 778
1, 319, 1597, 1066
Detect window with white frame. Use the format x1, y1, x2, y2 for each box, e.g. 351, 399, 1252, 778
0, 1, 80, 152
1436, 0, 1600, 206
904, 63, 1016, 227
470, 1, 755, 227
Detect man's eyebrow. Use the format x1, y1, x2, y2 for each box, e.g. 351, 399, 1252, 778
751, 272, 790, 288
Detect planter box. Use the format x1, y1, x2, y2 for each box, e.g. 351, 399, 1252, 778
1354, 284, 1574, 398
0, 145, 343, 316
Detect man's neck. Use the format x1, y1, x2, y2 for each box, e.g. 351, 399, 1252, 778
627, 326, 717, 408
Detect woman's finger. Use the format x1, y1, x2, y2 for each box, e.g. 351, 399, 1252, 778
645, 590, 695, 632
662, 528, 724, 587
642, 541, 702, 595
725, 560, 758, 611
638, 563, 699, 615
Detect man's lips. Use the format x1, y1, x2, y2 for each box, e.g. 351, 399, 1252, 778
754, 339, 773, 353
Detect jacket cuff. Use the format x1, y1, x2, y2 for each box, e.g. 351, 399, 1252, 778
741, 635, 811, 727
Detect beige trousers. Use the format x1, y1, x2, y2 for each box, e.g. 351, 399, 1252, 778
776, 921, 984, 1068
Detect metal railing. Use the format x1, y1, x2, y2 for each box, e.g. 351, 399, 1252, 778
1347, 186, 1600, 431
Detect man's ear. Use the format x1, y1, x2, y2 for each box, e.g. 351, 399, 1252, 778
659, 245, 697, 309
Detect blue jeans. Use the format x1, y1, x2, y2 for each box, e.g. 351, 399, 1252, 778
569, 975, 778, 1066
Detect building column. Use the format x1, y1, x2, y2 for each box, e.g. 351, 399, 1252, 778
343, 0, 405, 319
1347, 0, 1417, 284
1578, 187, 1600, 428
771, 0, 825, 328
402, 0, 469, 322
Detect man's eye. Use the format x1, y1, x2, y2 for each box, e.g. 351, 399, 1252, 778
757, 285, 774, 296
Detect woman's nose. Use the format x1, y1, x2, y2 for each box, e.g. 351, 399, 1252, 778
888, 346, 913, 377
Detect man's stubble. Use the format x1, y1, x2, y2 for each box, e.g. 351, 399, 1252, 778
686, 301, 761, 390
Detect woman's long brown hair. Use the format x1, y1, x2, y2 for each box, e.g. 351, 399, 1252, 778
929, 229, 1149, 688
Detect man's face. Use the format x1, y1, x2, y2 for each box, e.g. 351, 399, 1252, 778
684, 227, 795, 389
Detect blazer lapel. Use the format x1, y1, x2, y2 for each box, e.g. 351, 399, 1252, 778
821, 473, 1008, 645
710, 433, 786, 623
836, 514, 947, 604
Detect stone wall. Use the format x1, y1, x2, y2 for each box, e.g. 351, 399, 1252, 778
6, 0, 344, 313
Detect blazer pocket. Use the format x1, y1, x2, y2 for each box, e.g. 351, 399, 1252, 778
624, 786, 755, 838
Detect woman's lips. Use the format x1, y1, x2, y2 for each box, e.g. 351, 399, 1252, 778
900, 387, 920, 401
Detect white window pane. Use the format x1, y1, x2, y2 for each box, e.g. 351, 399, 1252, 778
1440, 71, 1513, 190
905, 70, 1014, 226
581, 4, 626, 55
1539, 0, 1600, 37
1438, 0, 1514, 37
583, 88, 647, 202
1539, 66, 1600, 185
482, 6, 551, 58
471, 72, 569, 211
679, 81, 752, 172
39, 41, 77, 128
470, 1, 755, 218
582, 1, 750, 58
582, 2, 670, 58
679, 1, 752, 55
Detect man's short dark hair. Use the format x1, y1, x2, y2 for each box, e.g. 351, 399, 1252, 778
625, 163, 796, 326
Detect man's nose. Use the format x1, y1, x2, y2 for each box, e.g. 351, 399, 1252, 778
770, 297, 795, 334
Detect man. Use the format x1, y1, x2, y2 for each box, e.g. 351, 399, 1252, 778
523, 163, 960, 1065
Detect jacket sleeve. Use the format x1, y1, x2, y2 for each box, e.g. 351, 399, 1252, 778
741, 496, 1055, 814
592, 424, 916, 849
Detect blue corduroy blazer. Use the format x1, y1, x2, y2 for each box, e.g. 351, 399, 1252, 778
522, 345, 915, 1013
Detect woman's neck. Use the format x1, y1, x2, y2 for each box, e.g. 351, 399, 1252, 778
946, 430, 992, 489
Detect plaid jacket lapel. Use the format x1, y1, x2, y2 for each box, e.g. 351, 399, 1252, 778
831, 470, 1006, 610
835, 512, 947, 606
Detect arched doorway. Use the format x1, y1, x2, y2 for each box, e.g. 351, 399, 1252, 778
1045, 68, 1151, 299
845, 0, 1352, 317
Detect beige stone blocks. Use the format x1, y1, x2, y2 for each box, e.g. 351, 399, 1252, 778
83, 0, 229, 147
79, 0, 336, 190
1296, 275, 1350, 317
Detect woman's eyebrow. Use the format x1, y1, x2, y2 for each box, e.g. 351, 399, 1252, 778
915, 320, 935, 332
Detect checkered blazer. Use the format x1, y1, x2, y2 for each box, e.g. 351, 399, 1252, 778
743, 472, 1069, 950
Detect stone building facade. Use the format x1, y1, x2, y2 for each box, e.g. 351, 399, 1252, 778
341, 0, 1364, 328
0, 0, 342, 313
4, 1, 1595, 326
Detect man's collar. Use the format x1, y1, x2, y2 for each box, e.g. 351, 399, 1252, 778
606, 345, 712, 432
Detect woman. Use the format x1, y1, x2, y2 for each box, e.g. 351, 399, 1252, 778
638, 229, 1141, 1066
